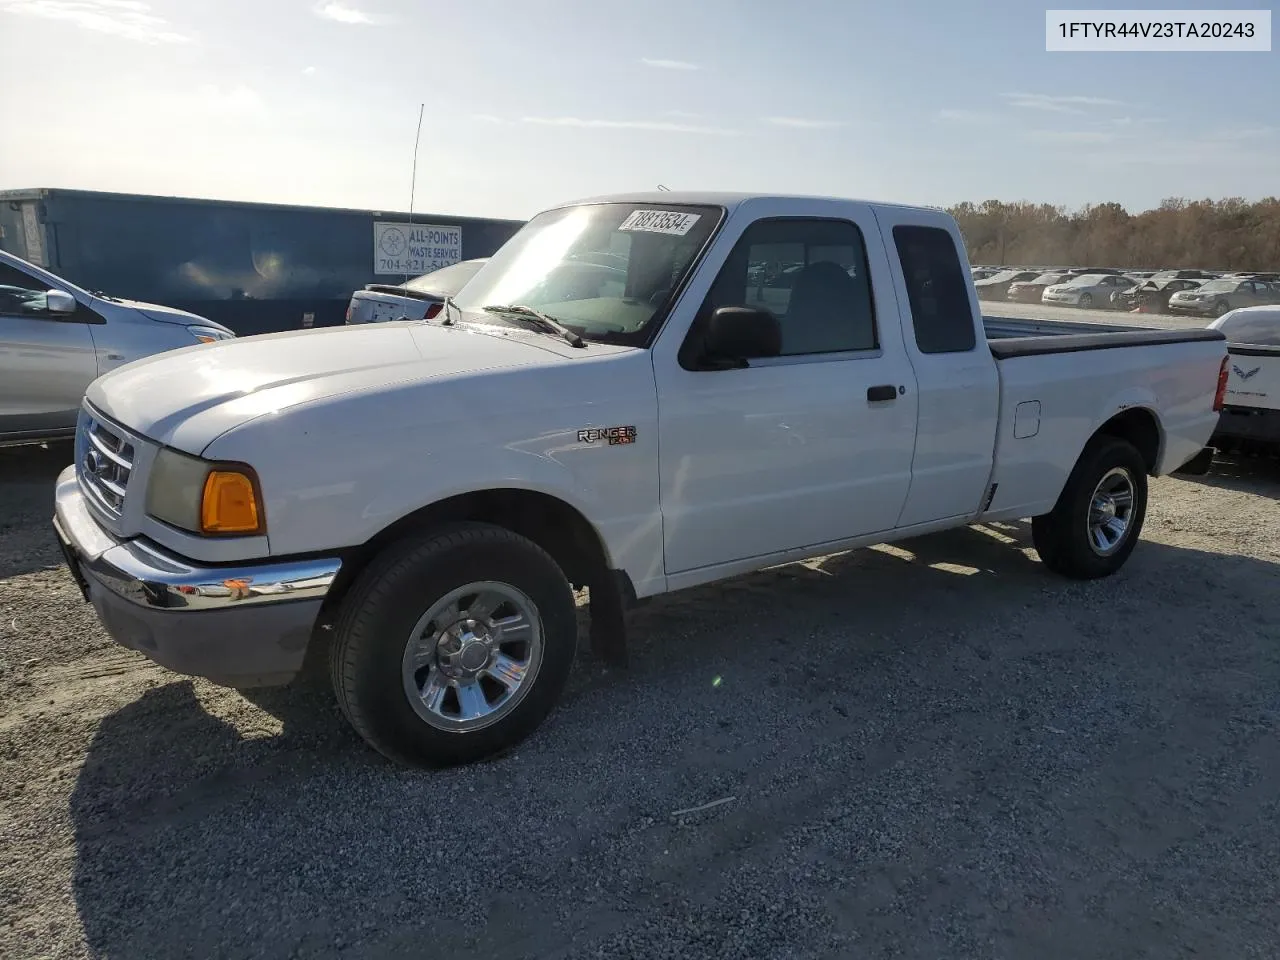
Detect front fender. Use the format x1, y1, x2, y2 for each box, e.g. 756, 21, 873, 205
201, 362, 664, 592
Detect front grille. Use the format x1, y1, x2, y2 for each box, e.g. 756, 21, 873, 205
78, 414, 135, 518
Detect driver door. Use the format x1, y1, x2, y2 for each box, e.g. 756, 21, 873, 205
652, 201, 920, 577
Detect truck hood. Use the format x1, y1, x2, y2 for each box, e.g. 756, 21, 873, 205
85, 321, 591, 454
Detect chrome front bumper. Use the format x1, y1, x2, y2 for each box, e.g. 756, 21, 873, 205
53, 466, 343, 687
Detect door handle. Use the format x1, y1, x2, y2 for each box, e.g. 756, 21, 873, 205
867, 384, 898, 402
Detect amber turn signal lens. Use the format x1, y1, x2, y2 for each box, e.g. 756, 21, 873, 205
200, 470, 262, 534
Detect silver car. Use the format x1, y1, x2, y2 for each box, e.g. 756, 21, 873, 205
0, 249, 234, 445
1041, 273, 1137, 309
1168, 278, 1279, 318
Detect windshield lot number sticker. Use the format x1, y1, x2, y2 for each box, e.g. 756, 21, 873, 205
618, 210, 701, 236
578, 426, 637, 445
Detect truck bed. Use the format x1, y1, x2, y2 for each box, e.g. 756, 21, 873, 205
977, 313, 1226, 522
983, 315, 1225, 358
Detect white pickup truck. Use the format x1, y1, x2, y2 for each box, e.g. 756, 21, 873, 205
53, 192, 1229, 767
1207, 306, 1280, 450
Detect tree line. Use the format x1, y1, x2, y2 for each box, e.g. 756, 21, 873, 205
948, 197, 1280, 272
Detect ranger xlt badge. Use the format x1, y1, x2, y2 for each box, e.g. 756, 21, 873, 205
578, 426, 637, 445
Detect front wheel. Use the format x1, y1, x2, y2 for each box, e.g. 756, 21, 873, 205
1214, 300, 1230, 317
1032, 437, 1148, 579
1078, 292, 1093, 308
329, 523, 578, 767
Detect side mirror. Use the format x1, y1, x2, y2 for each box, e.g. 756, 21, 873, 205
700, 306, 781, 368
45, 289, 78, 315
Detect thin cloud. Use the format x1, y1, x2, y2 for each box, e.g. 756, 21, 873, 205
471, 113, 507, 124
936, 108, 999, 124
1212, 126, 1277, 141
302, 65, 317, 76
665, 109, 702, 119
641, 58, 700, 70
313, 1, 378, 24
0, 0, 190, 43
1082, 137, 1278, 169
1002, 92, 1125, 114
521, 116, 737, 135
764, 117, 846, 129
1026, 130, 1117, 144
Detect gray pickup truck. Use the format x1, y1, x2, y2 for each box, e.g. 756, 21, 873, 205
0, 249, 234, 445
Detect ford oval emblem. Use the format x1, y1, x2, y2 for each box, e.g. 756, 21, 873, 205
83, 449, 104, 477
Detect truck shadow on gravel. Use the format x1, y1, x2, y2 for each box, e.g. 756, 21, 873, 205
0, 442, 73, 579
1193, 453, 1280, 499
68, 525, 1280, 959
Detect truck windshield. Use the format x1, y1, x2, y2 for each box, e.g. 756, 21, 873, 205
450, 202, 722, 346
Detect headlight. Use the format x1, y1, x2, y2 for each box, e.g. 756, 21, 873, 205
146, 447, 264, 535
188, 325, 235, 344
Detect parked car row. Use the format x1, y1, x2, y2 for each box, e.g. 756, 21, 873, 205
971, 262, 1280, 315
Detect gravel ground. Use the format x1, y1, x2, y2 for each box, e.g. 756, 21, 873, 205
2, 439, 1279, 960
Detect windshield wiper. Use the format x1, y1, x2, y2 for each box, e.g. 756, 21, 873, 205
481, 304, 587, 348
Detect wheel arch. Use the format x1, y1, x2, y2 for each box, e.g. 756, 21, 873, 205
1092, 406, 1163, 475
319, 487, 621, 621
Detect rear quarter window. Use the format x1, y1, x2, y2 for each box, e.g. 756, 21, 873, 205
892, 225, 977, 354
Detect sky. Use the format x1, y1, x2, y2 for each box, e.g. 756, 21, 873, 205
0, 0, 1276, 220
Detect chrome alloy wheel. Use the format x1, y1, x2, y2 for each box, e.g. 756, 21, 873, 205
1087, 466, 1136, 557
400, 582, 543, 732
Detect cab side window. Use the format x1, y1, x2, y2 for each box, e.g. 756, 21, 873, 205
892, 225, 977, 354
698, 217, 878, 356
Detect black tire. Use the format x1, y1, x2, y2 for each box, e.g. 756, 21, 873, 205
1214, 300, 1230, 317
1078, 292, 1093, 308
329, 522, 578, 767
1031, 436, 1148, 580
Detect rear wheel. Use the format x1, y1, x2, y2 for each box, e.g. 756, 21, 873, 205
330, 523, 578, 767
1032, 437, 1148, 579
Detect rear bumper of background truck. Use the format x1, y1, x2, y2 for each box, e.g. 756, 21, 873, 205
1212, 405, 1280, 445
53, 466, 342, 688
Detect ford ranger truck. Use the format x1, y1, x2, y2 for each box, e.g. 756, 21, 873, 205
52, 192, 1229, 768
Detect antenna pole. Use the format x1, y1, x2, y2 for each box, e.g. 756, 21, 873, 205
409, 102, 425, 221
406, 102, 425, 283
